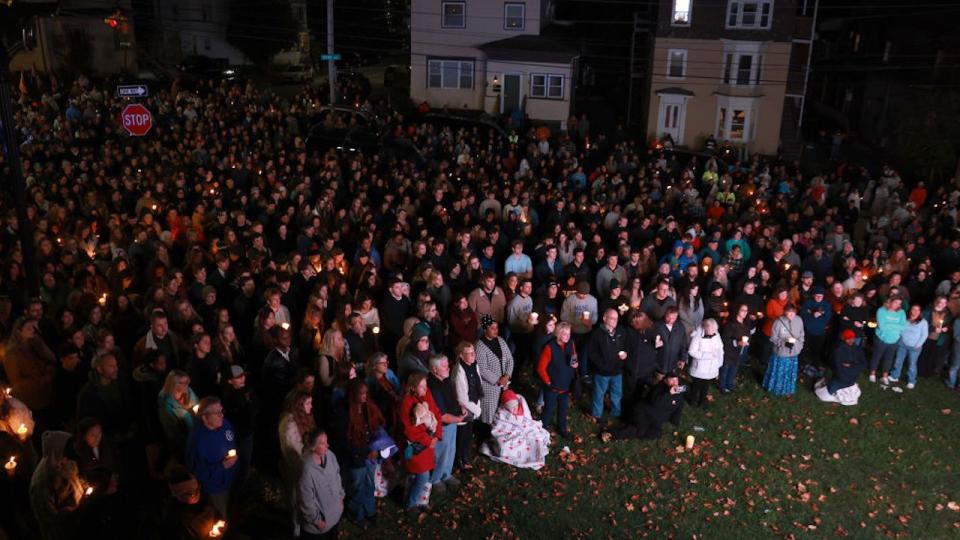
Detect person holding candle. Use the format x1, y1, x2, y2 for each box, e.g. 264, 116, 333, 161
687, 319, 724, 408
605, 373, 685, 441
870, 296, 906, 384
161, 467, 223, 540
584, 308, 628, 424
763, 304, 805, 396
159, 370, 200, 461
506, 279, 536, 369
28, 430, 86, 540
720, 304, 752, 393
760, 288, 790, 365
918, 296, 950, 379
889, 304, 928, 389
186, 397, 238, 516
3, 317, 56, 429
560, 281, 597, 381
838, 294, 870, 347
536, 322, 578, 438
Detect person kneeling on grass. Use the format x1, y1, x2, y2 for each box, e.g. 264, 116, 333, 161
603, 373, 684, 441
815, 329, 867, 406
479, 389, 550, 470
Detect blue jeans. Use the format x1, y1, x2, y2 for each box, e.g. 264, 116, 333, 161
591, 374, 623, 418
891, 345, 921, 384
429, 424, 457, 484
406, 472, 430, 508
719, 348, 748, 391
871, 339, 898, 373
947, 348, 960, 388
542, 387, 570, 434
346, 463, 376, 520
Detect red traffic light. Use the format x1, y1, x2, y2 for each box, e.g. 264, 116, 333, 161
105, 17, 119, 28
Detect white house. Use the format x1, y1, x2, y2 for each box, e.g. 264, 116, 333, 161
410, 0, 577, 125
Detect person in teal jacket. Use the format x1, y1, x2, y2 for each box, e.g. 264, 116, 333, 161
870, 296, 906, 383
725, 231, 751, 263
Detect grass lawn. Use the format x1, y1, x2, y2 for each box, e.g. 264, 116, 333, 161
340, 371, 960, 539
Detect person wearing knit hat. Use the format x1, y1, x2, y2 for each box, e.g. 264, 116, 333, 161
479, 386, 550, 470
399, 324, 434, 383
815, 327, 867, 405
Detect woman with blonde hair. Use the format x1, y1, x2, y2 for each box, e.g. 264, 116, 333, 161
316, 328, 347, 388
157, 369, 199, 459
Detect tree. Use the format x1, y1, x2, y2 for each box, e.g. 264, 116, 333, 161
226, 0, 298, 67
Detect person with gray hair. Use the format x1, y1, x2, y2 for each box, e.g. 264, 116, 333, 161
426, 354, 465, 495
687, 318, 723, 408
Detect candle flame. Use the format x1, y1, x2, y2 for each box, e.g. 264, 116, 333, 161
192, 404, 200, 414
210, 520, 226, 537
5, 456, 16, 470
372, 326, 380, 334
85, 486, 94, 496
3, 387, 10, 396
16, 423, 27, 436
280, 322, 290, 331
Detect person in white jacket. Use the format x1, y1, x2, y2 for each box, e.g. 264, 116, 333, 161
687, 318, 724, 408
451, 342, 483, 470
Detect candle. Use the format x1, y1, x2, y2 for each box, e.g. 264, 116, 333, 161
784, 263, 791, 270
280, 322, 290, 331
787, 337, 796, 345
702, 264, 709, 273
685, 435, 695, 450
3, 387, 10, 397
756, 311, 763, 318
741, 336, 750, 346
372, 325, 380, 335
85, 486, 94, 497
192, 404, 200, 415
582, 310, 590, 319
209, 520, 226, 538
867, 321, 877, 329
5, 456, 16, 477
529, 312, 539, 324
98, 293, 107, 306
226, 449, 237, 459
618, 350, 627, 360
16, 423, 27, 441
151, 204, 157, 211
618, 304, 629, 313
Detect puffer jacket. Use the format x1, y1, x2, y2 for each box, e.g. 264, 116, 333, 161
688, 329, 724, 380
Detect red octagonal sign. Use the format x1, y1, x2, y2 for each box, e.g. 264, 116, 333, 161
120, 103, 152, 136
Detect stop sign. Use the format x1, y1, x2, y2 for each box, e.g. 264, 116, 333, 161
120, 103, 152, 136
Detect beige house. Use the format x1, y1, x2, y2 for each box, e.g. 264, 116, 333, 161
647, 0, 811, 155
410, 0, 576, 124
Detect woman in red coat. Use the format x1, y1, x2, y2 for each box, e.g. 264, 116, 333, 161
448, 294, 479, 349
399, 372, 441, 511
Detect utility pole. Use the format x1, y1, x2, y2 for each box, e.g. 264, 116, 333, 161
326, 0, 337, 106
0, 44, 39, 297
626, 12, 638, 126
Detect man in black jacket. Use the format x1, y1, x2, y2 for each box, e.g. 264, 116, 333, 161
585, 308, 630, 423
827, 329, 867, 394
606, 373, 684, 440
656, 307, 688, 375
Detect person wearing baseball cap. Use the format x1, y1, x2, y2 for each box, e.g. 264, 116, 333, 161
221, 365, 259, 485
815, 329, 867, 405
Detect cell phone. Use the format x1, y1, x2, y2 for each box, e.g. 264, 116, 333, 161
675, 385, 687, 393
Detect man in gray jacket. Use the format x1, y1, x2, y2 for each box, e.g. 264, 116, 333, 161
299, 430, 345, 539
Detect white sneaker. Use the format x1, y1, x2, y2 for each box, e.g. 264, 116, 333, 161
869, 374, 877, 383
907, 383, 915, 390
888, 378, 899, 384
880, 376, 890, 385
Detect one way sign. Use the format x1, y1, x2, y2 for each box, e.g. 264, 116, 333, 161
116, 85, 149, 98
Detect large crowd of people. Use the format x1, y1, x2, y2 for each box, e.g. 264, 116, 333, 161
0, 69, 959, 539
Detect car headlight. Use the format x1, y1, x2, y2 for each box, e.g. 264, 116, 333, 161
223, 69, 235, 75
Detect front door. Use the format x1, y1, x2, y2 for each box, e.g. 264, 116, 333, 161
658, 98, 686, 145
502, 74, 521, 115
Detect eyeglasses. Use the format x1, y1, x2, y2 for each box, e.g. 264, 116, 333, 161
203, 410, 224, 417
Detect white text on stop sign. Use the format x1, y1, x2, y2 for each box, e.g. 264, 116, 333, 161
124, 113, 151, 127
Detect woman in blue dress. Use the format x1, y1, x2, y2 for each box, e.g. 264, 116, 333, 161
763, 304, 805, 396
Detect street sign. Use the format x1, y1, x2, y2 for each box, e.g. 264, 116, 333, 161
117, 84, 148, 98
120, 103, 152, 136
320, 53, 341, 61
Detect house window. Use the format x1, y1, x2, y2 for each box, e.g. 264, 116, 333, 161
672, 0, 691, 26
667, 49, 687, 80
427, 59, 474, 89
442, 2, 466, 28
504, 3, 525, 30
531, 74, 564, 99
716, 97, 756, 142
727, 1, 773, 29
722, 44, 763, 86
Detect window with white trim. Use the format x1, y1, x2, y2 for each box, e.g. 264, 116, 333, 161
716, 96, 756, 142
531, 74, 564, 99
727, 1, 773, 29
721, 41, 764, 86
442, 2, 466, 28
427, 59, 474, 89
672, 0, 691, 26
667, 49, 687, 80
504, 3, 525, 30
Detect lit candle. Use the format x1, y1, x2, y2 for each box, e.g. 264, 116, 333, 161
685, 435, 695, 450
192, 404, 200, 415
787, 337, 797, 345
3, 387, 10, 397
85, 486, 94, 497
618, 350, 627, 360
151, 204, 157, 211
529, 312, 539, 324
702, 264, 709, 273
784, 263, 791, 270
226, 449, 237, 459
372, 325, 380, 335
618, 304, 629, 313
741, 336, 750, 346
280, 322, 290, 331
4, 456, 16, 477
209, 520, 226, 538
98, 293, 108, 306
867, 321, 877, 328
16, 423, 27, 441
582, 310, 590, 320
